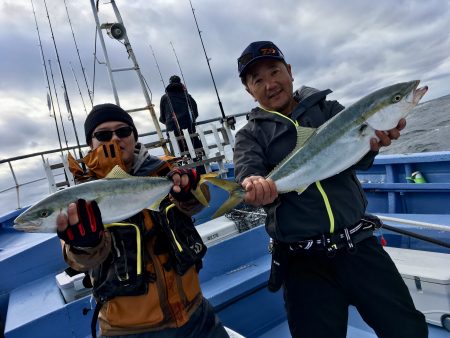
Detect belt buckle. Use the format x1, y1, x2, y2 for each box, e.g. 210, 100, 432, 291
321, 234, 337, 257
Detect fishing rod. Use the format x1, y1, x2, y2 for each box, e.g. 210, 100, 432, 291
70, 62, 88, 115
149, 44, 182, 137
63, 0, 93, 106
30, 0, 64, 155
187, 0, 226, 119
48, 59, 70, 150
170, 41, 195, 126
43, 0, 84, 160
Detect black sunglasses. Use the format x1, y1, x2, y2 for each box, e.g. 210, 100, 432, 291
93, 126, 133, 142
238, 44, 284, 74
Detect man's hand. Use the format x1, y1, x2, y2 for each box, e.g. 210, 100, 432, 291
242, 176, 278, 206
370, 118, 406, 152
56, 199, 104, 247
167, 168, 200, 201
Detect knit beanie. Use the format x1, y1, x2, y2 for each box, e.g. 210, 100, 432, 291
84, 103, 138, 143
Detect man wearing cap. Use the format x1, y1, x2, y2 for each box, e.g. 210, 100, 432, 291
159, 75, 200, 152
233, 41, 427, 338
56, 103, 228, 338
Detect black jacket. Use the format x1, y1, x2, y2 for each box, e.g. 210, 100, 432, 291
159, 83, 198, 134
234, 86, 377, 242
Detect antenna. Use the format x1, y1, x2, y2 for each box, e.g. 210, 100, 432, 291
43, 0, 84, 160
63, 0, 93, 106
30, 0, 64, 154
149, 44, 182, 135
187, 0, 226, 119
170, 41, 195, 124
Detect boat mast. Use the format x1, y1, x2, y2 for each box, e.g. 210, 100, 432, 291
89, 0, 169, 155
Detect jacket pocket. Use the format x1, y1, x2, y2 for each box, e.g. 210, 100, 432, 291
180, 266, 201, 302
105, 282, 163, 326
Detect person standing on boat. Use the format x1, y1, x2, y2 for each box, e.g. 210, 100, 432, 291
233, 41, 428, 338
55, 103, 229, 338
159, 75, 202, 154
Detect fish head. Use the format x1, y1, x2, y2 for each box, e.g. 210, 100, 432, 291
364, 80, 428, 131
14, 200, 61, 233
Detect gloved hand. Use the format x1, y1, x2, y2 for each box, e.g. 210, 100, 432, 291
57, 199, 104, 247
167, 168, 200, 201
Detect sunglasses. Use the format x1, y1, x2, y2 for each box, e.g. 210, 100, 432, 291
238, 43, 284, 74
93, 126, 133, 142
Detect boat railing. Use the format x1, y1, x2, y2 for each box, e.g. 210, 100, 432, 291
0, 113, 248, 215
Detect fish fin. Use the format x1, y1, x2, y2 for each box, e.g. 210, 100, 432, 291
295, 126, 316, 148
105, 165, 133, 179
212, 195, 244, 219
191, 186, 208, 206
148, 194, 167, 211
204, 177, 245, 219
294, 186, 308, 195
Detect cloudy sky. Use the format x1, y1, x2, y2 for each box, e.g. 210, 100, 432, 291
0, 0, 450, 212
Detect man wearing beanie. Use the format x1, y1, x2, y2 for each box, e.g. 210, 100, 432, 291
57, 103, 229, 338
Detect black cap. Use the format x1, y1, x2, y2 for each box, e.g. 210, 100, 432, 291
84, 103, 138, 143
237, 41, 285, 78
169, 75, 181, 84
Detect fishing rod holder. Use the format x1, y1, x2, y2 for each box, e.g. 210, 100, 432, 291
100, 22, 126, 40
221, 116, 236, 130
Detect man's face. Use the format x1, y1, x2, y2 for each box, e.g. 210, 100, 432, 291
244, 59, 296, 116
91, 121, 136, 168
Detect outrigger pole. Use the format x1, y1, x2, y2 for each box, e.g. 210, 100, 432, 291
30, 0, 64, 154
187, 0, 226, 119
43, 0, 84, 160
170, 41, 195, 125
149, 44, 182, 136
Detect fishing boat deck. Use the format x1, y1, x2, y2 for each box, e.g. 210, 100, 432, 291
1, 211, 449, 337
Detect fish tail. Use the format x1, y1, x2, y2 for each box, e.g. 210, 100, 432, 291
204, 177, 245, 218
190, 172, 221, 206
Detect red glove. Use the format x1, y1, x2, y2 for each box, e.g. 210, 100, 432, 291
167, 168, 200, 201
57, 199, 104, 247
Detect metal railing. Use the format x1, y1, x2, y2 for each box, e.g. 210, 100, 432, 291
0, 113, 248, 215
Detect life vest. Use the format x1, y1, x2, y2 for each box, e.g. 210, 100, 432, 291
89, 200, 206, 337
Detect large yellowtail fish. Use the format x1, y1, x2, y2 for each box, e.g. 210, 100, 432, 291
206, 80, 428, 218
14, 166, 209, 233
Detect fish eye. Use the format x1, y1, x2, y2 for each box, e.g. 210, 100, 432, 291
39, 210, 50, 217
392, 94, 402, 103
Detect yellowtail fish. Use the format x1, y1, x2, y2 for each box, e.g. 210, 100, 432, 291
206, 80, 428, 218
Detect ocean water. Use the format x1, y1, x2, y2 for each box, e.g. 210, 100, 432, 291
380, 94, 450, 154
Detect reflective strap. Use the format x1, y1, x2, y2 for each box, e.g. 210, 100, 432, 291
261, 107, 299, 127
104, 222, 142, 275
164, 204, 183, 252
315, 181, 335, 234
